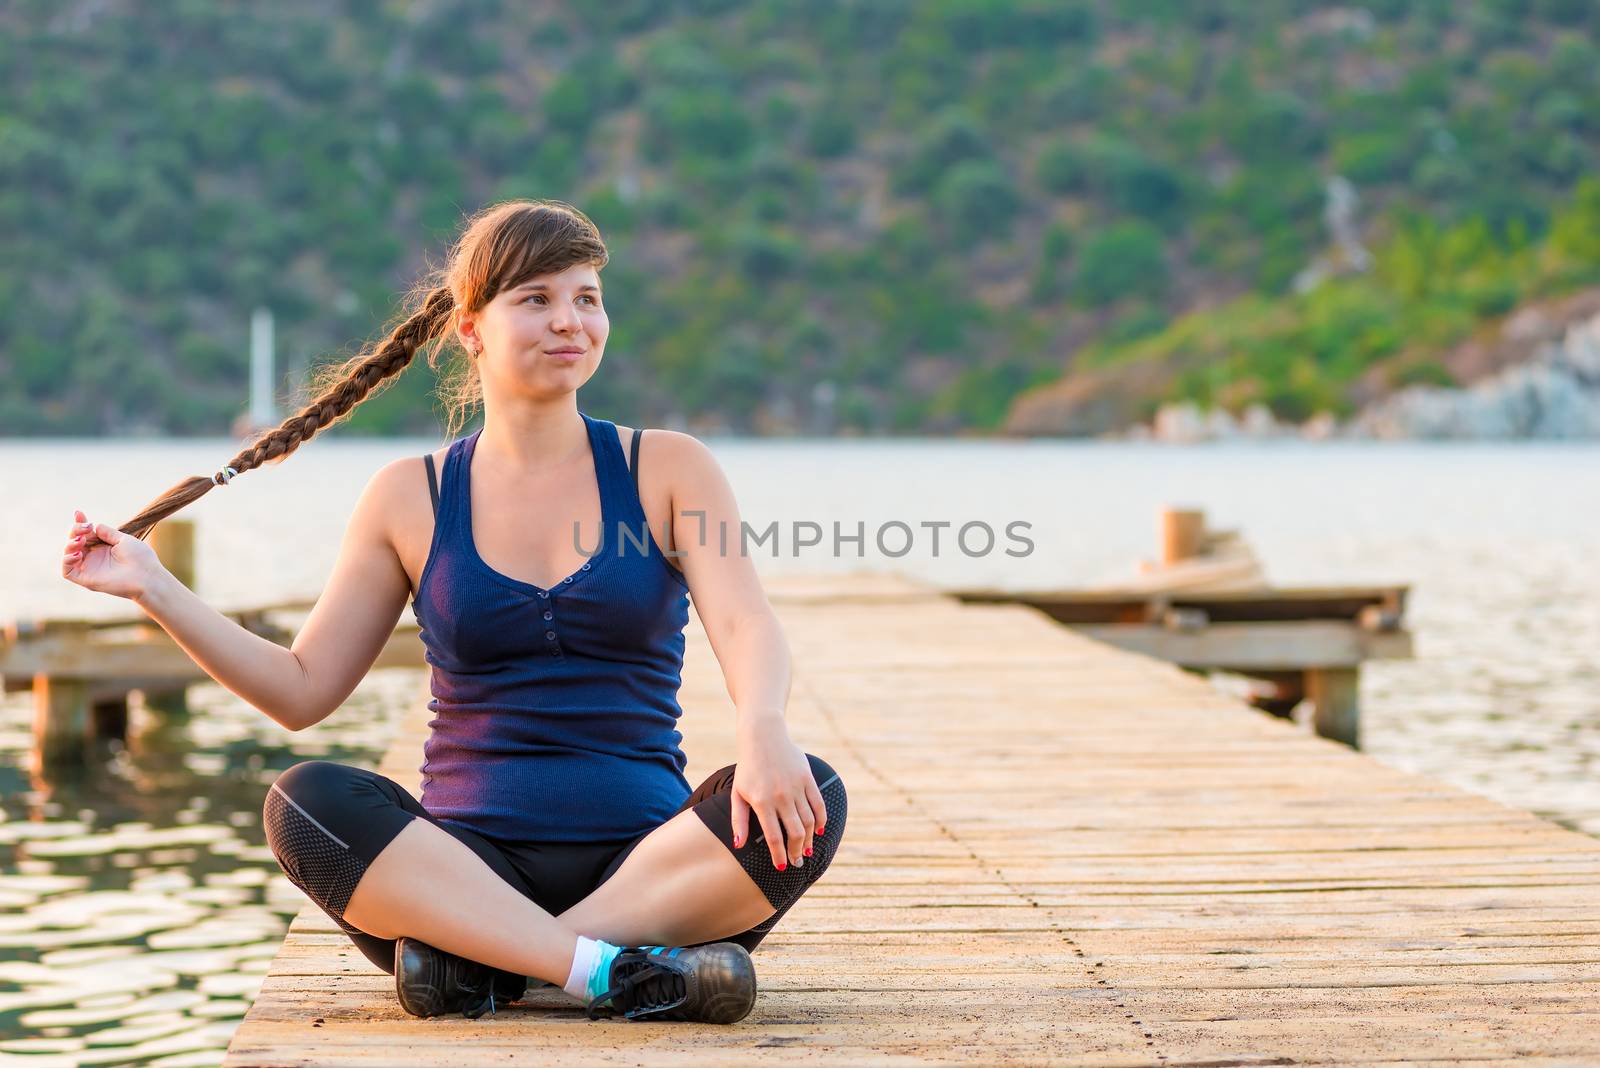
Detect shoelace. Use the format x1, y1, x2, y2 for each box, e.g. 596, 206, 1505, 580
459, 970, 529, 1018
586, 957, 688, 1020
461, 988, 495, 1019
456, 960, 501, 1019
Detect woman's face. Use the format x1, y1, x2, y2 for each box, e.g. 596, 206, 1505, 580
466, 262, 608, 400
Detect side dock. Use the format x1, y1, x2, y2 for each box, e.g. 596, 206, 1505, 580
226, 574, 1600, 1066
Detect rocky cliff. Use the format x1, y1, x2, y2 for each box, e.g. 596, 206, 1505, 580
1351, 293, 1600, 440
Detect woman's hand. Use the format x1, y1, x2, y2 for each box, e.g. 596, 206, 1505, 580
729, 714, 827, 871
61, 509, 162, 601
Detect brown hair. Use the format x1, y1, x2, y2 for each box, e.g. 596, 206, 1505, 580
86, 199, 608, 549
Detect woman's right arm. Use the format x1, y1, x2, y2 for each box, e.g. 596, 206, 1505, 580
132, 569, 321, 732
64, 461, 415, 732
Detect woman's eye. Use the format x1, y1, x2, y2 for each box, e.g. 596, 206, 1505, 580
523, 294, 599, 306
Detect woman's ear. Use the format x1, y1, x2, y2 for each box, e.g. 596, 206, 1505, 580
457, 315, 480, 356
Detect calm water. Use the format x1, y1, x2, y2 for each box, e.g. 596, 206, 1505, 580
2, 435, 1597, 1064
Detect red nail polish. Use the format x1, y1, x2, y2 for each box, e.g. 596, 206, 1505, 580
804, 846, 813, 857
776, 862, 786, 872
732, 835, 741, 848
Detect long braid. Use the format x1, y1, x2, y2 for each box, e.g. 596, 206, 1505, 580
84, 285, 455, 549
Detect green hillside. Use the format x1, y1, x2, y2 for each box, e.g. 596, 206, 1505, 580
1008, 181, 1600, 432
3, 0, 1598, 436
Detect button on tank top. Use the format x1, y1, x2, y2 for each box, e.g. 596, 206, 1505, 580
411, 412, 693, 843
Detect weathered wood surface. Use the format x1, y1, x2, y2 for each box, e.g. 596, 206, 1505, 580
226, 573, 1600, 1066
1071, 619, 1411, 670
953, 584, 1409, 625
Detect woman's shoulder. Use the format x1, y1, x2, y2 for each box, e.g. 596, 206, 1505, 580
607, 421, 707, 452
367, 445, 451, 531
363, 447, 453, 594
610, 424, 716, 479
372, 444, 450, 494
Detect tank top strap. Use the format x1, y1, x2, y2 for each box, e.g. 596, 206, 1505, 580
580, 411, 648, 530
438, 428, 481, 533
422, 453, 439, 517
630, 427, 643, 492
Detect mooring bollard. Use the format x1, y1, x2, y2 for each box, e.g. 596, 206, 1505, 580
1160, 507, 1206, 566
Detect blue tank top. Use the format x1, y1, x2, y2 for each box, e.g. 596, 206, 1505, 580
410, 412, 694, 843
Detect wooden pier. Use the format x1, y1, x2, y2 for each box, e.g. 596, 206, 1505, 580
958, 509, 1414, 748
4, 511, 1405, 762
1, 599, 421, 764
954, 585, 1412, 748
226, 575, 1600, 1066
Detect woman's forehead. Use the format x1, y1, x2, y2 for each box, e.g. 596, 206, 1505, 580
505, 263, 601, 292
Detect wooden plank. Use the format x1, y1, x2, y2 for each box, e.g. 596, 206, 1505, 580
955, 585, 1410, 623
227, 575, 1600, 1066
1074, 621, 1412, 670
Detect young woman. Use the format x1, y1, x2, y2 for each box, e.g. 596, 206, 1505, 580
60, 200, 848, 1024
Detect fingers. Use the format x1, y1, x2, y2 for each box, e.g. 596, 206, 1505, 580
736, 764, 826, 870
63, 510, 89, 572
783, 798, 815, 868
729, 790, 750, 851
65, 512, 98, 548
752, 804, 790, 871
805, 777, 828, 839
757, 801, 813, 870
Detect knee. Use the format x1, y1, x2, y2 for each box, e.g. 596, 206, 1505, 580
262, 761, 360, 863
804, 754, 846, 811
262, 762, 371, 913
269, 758, 356, 799
803, 754, 848, 869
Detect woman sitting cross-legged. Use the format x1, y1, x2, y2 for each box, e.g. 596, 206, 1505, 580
61, 199, 847, 1024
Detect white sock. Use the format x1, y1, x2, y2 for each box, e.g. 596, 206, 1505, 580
562, 936, 622, 1003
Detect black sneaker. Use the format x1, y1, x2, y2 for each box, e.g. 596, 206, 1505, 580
585, 942, 756, 1024
394, 937, 529, 1019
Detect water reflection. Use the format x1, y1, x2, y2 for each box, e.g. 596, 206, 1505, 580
0, 669, 420, 1066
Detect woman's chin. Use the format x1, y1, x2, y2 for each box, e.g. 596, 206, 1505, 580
521, 366, 596, 398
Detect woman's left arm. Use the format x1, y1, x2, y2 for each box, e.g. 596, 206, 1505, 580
658, 432, 827, 873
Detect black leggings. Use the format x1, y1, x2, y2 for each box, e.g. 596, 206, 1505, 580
262, 754, 847, 974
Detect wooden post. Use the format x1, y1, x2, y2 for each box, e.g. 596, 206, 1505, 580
150, 519, 196, 590
1160, 508, 1205, 565
144, 519, 194, 719
34, 675, 88, 765
1307, 667, 1360, 748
